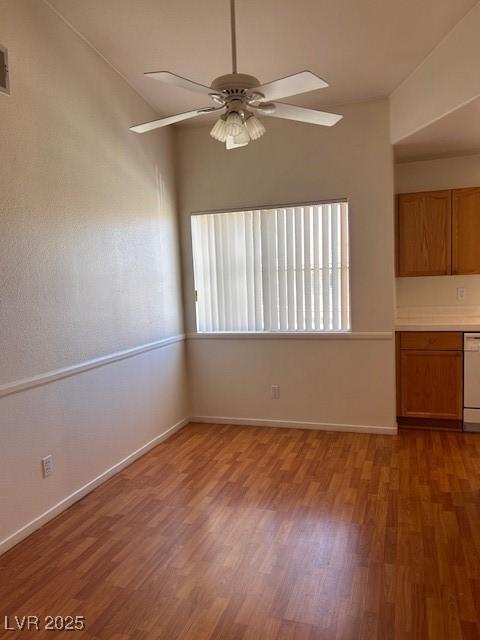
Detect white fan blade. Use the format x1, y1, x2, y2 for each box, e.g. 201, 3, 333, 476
252, 71, 328, 101
130, 108, 208, 133
144, 71, 214, 96
261, 102, 343, 127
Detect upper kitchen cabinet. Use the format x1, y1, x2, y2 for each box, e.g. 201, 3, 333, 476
396, 190, 452, 277
452, 187, 480, 275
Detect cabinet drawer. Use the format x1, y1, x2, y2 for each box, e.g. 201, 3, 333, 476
399, 331, 462, 351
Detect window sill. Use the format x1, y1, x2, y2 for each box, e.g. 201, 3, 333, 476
187, 331, 393, 341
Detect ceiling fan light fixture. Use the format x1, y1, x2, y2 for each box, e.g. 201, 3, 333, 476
245, 114, 266, 140
225, 111, 243, 137
210, 116, 228, 142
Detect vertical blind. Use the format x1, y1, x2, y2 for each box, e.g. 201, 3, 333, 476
191, 202, 350, 332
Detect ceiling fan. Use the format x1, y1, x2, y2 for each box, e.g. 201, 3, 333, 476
130, 0, 343, 149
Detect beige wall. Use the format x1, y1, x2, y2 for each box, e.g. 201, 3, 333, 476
390, 3, 480, 143
189, 336, 395, 433
1, 0, 184, 383
0, 0, 188, 551
395, 153, 480, 192
395, 154, 480, 313
176, 101, 396, 431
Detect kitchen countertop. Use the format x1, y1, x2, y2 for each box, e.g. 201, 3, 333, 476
396, 322, 480, 332
396, 306, 480, 331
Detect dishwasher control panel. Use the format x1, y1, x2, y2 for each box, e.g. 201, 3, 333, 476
465, 334, 480, 352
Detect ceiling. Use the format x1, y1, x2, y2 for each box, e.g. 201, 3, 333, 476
47, 0, 476, 121
395, 97, 480, 163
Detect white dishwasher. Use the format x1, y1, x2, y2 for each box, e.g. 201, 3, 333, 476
464, 333, 480, 431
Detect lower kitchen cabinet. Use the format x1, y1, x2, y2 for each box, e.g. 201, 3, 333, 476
396, 332, 463, 430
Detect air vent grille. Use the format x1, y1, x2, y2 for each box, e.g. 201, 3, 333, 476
0, 46, 9, 94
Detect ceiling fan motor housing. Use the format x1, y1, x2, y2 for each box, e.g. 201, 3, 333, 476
210, 73, 268, 118
210, 73, 260, 93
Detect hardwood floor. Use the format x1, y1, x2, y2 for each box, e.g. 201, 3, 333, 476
2, 423, 480, 639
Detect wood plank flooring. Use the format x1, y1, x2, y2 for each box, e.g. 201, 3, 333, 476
2, 423, 480, 639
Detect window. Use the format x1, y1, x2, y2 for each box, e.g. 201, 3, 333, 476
191, 201, 350, 333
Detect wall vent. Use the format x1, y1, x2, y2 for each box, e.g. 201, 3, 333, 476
0, 46, 9, 95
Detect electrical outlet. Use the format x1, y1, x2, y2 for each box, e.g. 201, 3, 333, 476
41, 455, 53, 478
271, 384, 280, 400
457, 287, 467, 302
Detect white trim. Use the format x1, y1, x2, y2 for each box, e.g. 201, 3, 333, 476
187, 331, 393, 341
191, 416, 397, 435
0, 417, 190, 556
192, 197, 348, 217
0, 334, 186, 399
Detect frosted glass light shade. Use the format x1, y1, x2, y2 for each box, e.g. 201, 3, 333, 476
226, 125, 250, 150
210, 117, 227, 142
245, 115, 266, 140
225, 111, 243, 137
226, 136, 248, 150
235, 126, 250, 144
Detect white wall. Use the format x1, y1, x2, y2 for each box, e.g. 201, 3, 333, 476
176, 101, 396, 432
0, 0, 188, 552
395, 154, 480, 314
390, 3, 480, 143
396, 153, 480, 192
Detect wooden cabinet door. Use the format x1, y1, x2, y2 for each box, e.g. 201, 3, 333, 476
452, 187, 480, 274
399, 350, 462, 420
397, 191, 452, 277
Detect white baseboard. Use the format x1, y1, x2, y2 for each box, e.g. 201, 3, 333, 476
191, 415, 397, 435
0, 417, 190, 556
